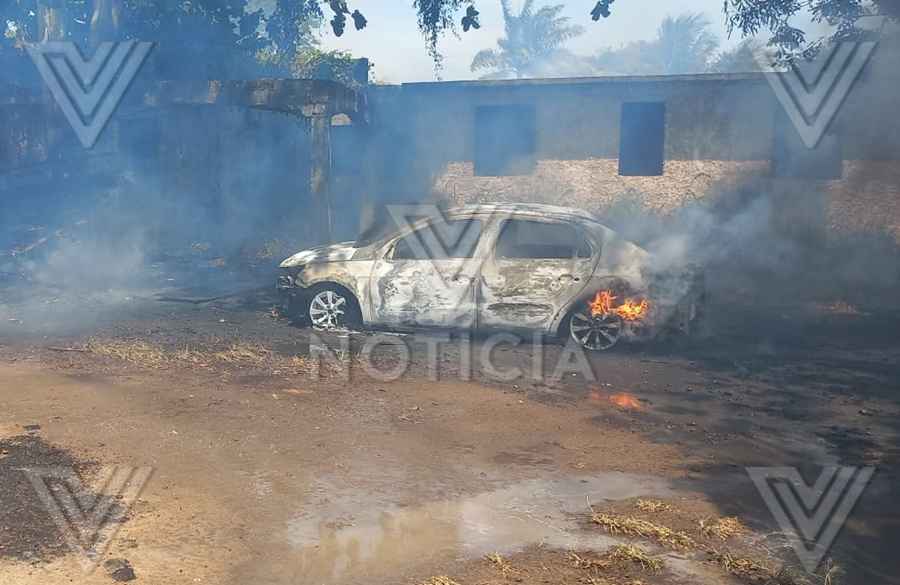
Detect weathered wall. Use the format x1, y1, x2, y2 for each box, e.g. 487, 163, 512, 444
0, 103, 48, 172
156, 105, 314, 247
434, 158, 900, 241
367, 37, 900, 241
372, 73, 775, 208
826, 161, 900, 238
432, 157, 900, 243
394, 74, 774, 165
434, 159, 770, 214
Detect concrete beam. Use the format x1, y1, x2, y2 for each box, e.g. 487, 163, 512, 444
146, 79, 361, 118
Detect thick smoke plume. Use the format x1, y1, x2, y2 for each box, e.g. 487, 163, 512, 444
600, 178, 900, 309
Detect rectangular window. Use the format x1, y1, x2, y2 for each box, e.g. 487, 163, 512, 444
619, 102, 665, 176
392, 219, 483, 260
474, 105, 536, 176
495, 220, 592, 259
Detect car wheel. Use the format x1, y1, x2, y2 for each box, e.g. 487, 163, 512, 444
307, 284, 360, 331
567, 310, 622, 351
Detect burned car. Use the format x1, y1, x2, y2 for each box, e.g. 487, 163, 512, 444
278, 204, 703, 350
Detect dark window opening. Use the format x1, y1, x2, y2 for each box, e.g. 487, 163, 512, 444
619, 102, 665, 176
474, 105, 536, 176
495, 220, 592, 259
392, 218, 483, 260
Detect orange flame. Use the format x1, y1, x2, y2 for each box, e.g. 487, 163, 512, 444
616, 298, 650, 321
609, 392, 642, 410
588, 290, 650, 321
590, 388, 643, 410
589, 290, 617, 316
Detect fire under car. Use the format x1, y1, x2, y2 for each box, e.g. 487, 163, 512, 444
277, 203, 703, 350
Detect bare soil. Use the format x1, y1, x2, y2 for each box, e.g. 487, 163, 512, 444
0, 289, 898, 585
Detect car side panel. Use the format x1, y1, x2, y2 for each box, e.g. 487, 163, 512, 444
476, 219, 601, 333
367, 215, 493, 328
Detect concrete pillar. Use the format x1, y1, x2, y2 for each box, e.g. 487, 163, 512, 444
37, 0, 66, 43
36, 1, 66, 162
89, 0, 123, 48
86, 0, 124, 154
305, 105, 334, 243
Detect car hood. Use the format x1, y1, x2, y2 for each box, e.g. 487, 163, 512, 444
279, 241, 357, 268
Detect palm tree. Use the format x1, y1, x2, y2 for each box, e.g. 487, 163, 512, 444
711, 38, 766, 73
592, 13, 720, 75
655, 13, 720, 74
470, 0, 585, 79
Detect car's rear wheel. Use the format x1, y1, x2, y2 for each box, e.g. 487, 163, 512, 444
568, 310, 622, 351
307, 284, 360, 331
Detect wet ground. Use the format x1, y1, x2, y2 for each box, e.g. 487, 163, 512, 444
0, 279, 898, 585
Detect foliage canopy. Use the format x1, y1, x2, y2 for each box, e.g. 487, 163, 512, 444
2, 1, 896, 69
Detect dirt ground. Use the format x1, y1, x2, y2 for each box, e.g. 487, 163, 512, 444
0, 286, 898, 585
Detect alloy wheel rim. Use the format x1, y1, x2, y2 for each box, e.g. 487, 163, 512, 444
569, 312, 622, 350
309, 290, 348, 330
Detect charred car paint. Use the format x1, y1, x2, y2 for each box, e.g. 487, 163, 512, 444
278, 204, 703, 350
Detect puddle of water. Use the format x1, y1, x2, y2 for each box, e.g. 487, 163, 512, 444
285, 472, 673, 583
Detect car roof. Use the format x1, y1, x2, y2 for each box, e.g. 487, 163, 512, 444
446, 203, 601, 223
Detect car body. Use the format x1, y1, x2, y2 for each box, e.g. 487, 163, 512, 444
277, 203, 702, 349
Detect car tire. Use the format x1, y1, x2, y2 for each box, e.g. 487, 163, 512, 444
565, 309, 623, 351
558, 279, 630, 351
306, 284, 362, 331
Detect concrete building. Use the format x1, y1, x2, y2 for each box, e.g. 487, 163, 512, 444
2, 36, 899, 245
356, 36, 900, 240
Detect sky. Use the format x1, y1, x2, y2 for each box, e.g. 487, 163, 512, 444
318, 0, 748, 83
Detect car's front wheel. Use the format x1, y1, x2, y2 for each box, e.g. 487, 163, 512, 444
567, 310, 622, 351
307, 284, 361, 331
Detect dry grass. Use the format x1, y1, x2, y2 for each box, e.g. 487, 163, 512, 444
289, 355, 317, 372
84, 338, 318, 374
591, 511, 696, 550
711, 550, 771, 578
213, 342, 272, 364
485, 552, 516, 577
86, 339, 168, 368
172, 345, 209, 365
419, 577, 462, 585
634, 499, 671, 514
582, 576, 644, 585
591, 506, 815, 585
699, 516, 746, 540
707, 550, 806, 584
608, 545, 663, 572
821, 559, 843, 585
569, 552, 612, 571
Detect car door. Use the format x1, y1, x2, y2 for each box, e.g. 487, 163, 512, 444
478, 218, 596, 331
369, 216, 485, 328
